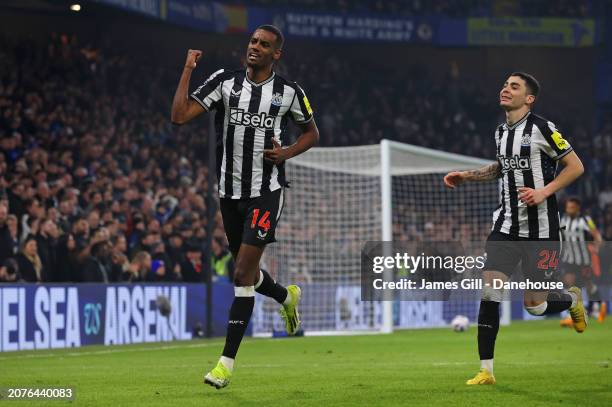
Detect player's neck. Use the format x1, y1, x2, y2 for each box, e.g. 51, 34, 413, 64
505, 106, 530, 126
246, 66, 274, 84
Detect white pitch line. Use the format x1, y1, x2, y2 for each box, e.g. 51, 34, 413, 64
0, 341, 224, 360
431, 361, 599, 366
0, 338, 282, 361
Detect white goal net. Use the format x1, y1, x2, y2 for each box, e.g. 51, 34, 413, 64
252, 140, 501, 336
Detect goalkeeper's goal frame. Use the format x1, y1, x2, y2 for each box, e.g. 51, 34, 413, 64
252, 139, 511, 337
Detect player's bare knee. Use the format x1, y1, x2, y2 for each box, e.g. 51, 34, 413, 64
232, 266, 251, 286
523, 290, 547, 310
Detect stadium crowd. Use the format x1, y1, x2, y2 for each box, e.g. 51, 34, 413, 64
0, 24, 610, 283
0, 32, 234, 283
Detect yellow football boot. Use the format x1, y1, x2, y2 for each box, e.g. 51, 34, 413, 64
466, 368, 496, 385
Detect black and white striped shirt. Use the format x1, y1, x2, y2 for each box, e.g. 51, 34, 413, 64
491, 112, 573, 239
561, 215, 595, 266
191, 69, 314, 199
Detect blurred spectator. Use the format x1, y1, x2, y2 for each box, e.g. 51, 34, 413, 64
144, 259, 180, 282
146, 259, 165, 282
0, 203, 13, 264
37, 219, 60, 281
124, 251, 151, 282
150, 241, 181, 281
0, 258, 21, 283
16, 235, 44, 282
82, 240, 112, 282
56, 233, 79, 282
6, 214, 19, 254
211, 238, 234, 282
166, 232, 185, 272
109, 250, 129, 281
181, 241, 206, 282
71, 216, 91, 263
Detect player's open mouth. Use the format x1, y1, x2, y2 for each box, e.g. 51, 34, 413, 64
247, 52, 260, 61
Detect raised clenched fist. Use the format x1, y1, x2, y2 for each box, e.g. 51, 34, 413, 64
185, 49, 203, 70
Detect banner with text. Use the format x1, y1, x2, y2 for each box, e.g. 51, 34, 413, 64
268, 11, 436, 43
0, 283, 236, 352
467, 18, 596, 47
93, 2, 598, 47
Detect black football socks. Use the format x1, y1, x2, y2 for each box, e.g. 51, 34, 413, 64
255, 269, 288, 304
221, 286, 255, 360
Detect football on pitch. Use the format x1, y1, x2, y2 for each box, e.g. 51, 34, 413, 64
451, 315, 470, 332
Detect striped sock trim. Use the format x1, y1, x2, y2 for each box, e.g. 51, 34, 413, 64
480, 359, 493, 374
254, 271, 264, 289
219, 356, 234, 371
526, 301, 547, 316
234, 286, 255, 297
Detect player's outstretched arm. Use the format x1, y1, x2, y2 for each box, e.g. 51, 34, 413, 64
443, 162, 501, 189
589, 220, 603, 251
171, 49, 206, 125
263, 120, 319, 164
519, 151, 584, 206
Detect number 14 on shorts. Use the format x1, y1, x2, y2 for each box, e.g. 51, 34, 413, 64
251, 209, 271, 231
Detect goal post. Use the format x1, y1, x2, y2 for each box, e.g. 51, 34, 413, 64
251, 139, 508, 336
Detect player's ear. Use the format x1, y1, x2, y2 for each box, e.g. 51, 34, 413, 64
273, 47, 282, 61
525, 94, 536, 105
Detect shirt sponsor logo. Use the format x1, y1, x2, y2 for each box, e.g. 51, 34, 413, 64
498, 154, 531, 171
229, 108, 275, 130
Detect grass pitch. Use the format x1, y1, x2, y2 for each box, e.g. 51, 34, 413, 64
1, 320, 610, 406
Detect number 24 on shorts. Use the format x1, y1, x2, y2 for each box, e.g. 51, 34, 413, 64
251, 209, 271, 231
537, 249, 559, 270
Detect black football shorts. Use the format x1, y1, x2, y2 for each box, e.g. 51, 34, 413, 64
220, 188, 285, 255
484, 231, 561, 287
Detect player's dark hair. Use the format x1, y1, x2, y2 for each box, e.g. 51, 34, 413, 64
256, 24, 284, 49
567, 196, 582, 206
510, 71, 540, 98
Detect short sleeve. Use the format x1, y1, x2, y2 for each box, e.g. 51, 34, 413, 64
190, 69, 225, 111
538, 120, 573, 160
289, 83, 313, 124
